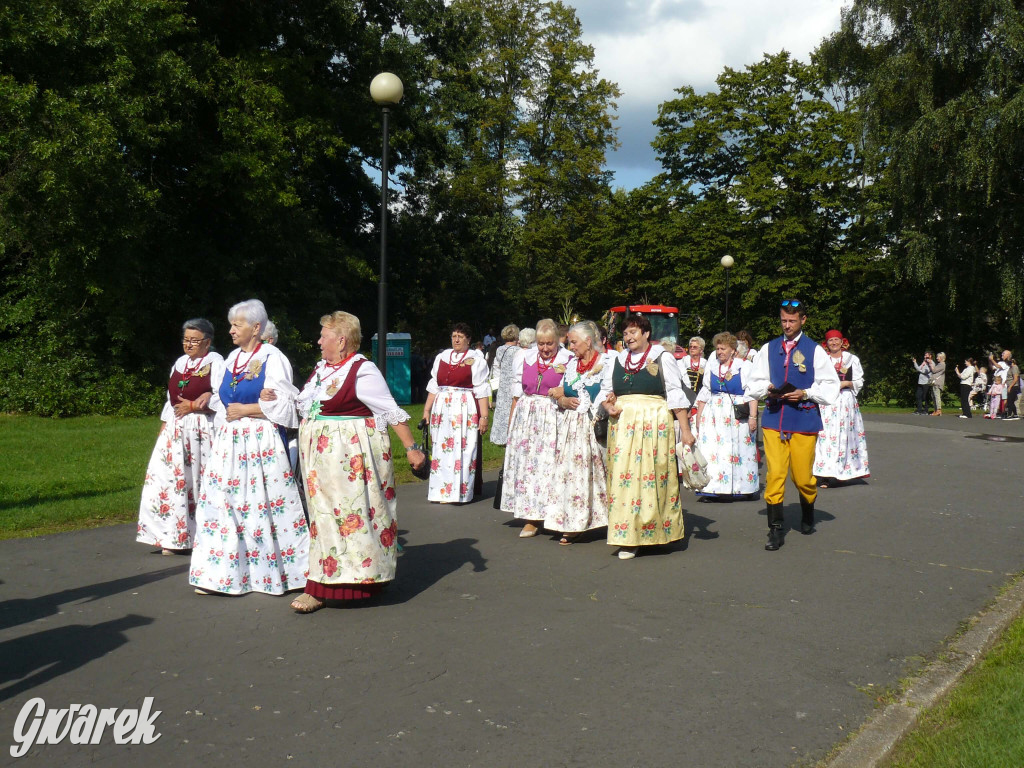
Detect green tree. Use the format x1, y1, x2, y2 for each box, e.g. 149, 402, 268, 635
650, 52, 863, 342
819, 0, 1024, 349
392, 0, 619, 346
0, 0, 447, 414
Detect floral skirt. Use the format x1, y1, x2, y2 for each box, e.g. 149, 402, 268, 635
299, 416, 398, 590
427, 387, 480, 502
501, 394, 560, 520
814, 390, 870, 481
189, 417, 309, 595
137, 413, 215, 549
696, 393, 759, 497
547, 408, 609, 532
606, 395, 684, 546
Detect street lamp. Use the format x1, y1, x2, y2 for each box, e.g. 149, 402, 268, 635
370, 72, 404, 377
720, 254, 734, 330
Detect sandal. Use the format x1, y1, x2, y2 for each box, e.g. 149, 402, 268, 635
291, 593, 325, 614
559, 533, 581, 546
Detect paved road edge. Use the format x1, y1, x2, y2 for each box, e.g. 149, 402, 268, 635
824, 570, 1024, 768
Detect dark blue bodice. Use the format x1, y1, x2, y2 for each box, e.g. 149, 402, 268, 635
219, 353, 269, 405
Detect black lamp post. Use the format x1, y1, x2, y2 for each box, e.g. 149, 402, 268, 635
370, 72, 404, 376
720, 254, 734, 330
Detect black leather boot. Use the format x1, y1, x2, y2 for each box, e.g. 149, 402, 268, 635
800, 497, 815, 534
764, 503, 784, 551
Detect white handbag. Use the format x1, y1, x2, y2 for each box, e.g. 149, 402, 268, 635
677, 442, 710, 491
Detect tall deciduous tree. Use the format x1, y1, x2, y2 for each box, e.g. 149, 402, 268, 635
819, 0, 1024, 345
651, 52, 862, 342
393, 0, 619, 344
0, 0, 446, 414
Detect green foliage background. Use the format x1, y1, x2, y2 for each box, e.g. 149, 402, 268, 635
1, 0, 1022, 415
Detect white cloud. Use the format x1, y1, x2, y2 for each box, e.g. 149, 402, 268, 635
570, 0, 847, 187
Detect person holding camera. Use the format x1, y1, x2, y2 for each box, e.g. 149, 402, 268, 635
693, 332, 760, 501
911, 352, 934, 414
746, 299, 839, 551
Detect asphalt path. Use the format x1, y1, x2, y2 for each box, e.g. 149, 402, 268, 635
1, 413, 1022, 767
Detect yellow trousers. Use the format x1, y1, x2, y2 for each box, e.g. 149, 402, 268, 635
762, 430, 817, 505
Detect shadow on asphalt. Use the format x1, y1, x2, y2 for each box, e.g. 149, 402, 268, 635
0, 614, 154, 703
0, 564, 187, 633
0, 485, 139, 512
376, 536, 487, 606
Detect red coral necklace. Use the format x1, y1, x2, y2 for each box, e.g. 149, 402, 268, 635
230, 343, 262, 389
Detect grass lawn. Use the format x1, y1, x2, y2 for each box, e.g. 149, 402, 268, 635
0, 414, 160, 540
0, 412, 504, 540
880, 613, 1024, 768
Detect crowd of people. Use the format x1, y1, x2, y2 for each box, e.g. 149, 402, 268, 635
136, 297, 886, 611
914, 350, 1020, 420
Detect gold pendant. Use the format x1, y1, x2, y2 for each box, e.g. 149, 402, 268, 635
723, 371, 733, 381
326, 382, 339, 396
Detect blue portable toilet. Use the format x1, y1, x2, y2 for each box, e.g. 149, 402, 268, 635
371, 332, 411, 405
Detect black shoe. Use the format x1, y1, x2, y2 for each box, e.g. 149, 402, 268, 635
800, 520, 816, 534
765, 526, 784, 551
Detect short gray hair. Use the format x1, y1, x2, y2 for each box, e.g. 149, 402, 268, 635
228, 299, 268, 335
182, 318, 214, 341
501, 324, 520, 342
261, 320, 279, 344
569, 320, 601, 351
519, 328, 537, 348
659, 337, 677, 353
688, 336, 706, 351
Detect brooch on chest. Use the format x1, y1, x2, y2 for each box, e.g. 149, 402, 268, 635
245, 359, 263, 380
792, 350, 807, 373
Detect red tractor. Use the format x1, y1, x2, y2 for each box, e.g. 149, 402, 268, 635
605, 305, 684, 357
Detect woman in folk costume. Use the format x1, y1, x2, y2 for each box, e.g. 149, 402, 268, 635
137, 318, 225, 554
597, 315, 695, 560
500, 318, 572, 538
546, 320, 610, 544
814, 330, 870, 486
189, 299, 309, 596
693, 332, 760, 500
422, 323, 490, 503
289, 311, 426, 613
488, 324, 521, 447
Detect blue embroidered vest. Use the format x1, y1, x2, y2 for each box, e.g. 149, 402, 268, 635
708, 363, 745, 396
764, 334, 822, 434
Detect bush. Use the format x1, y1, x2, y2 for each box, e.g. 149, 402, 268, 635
0, 344, 163, 417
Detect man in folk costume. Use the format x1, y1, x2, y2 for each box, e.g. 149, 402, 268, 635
746, 300, 840, 551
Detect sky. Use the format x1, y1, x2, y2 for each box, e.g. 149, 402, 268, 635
570, 0, 849, 190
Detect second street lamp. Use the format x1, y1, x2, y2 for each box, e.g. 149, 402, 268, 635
370, 72, 404, 378
720, 254, 734, 330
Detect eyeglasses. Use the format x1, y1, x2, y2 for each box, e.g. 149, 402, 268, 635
182, 337, 208, 347
780, 299, 803, 309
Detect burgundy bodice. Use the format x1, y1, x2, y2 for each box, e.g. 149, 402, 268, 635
319, 359, 373, 417
436, 359, 474, 389
168, 360, 214, 403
